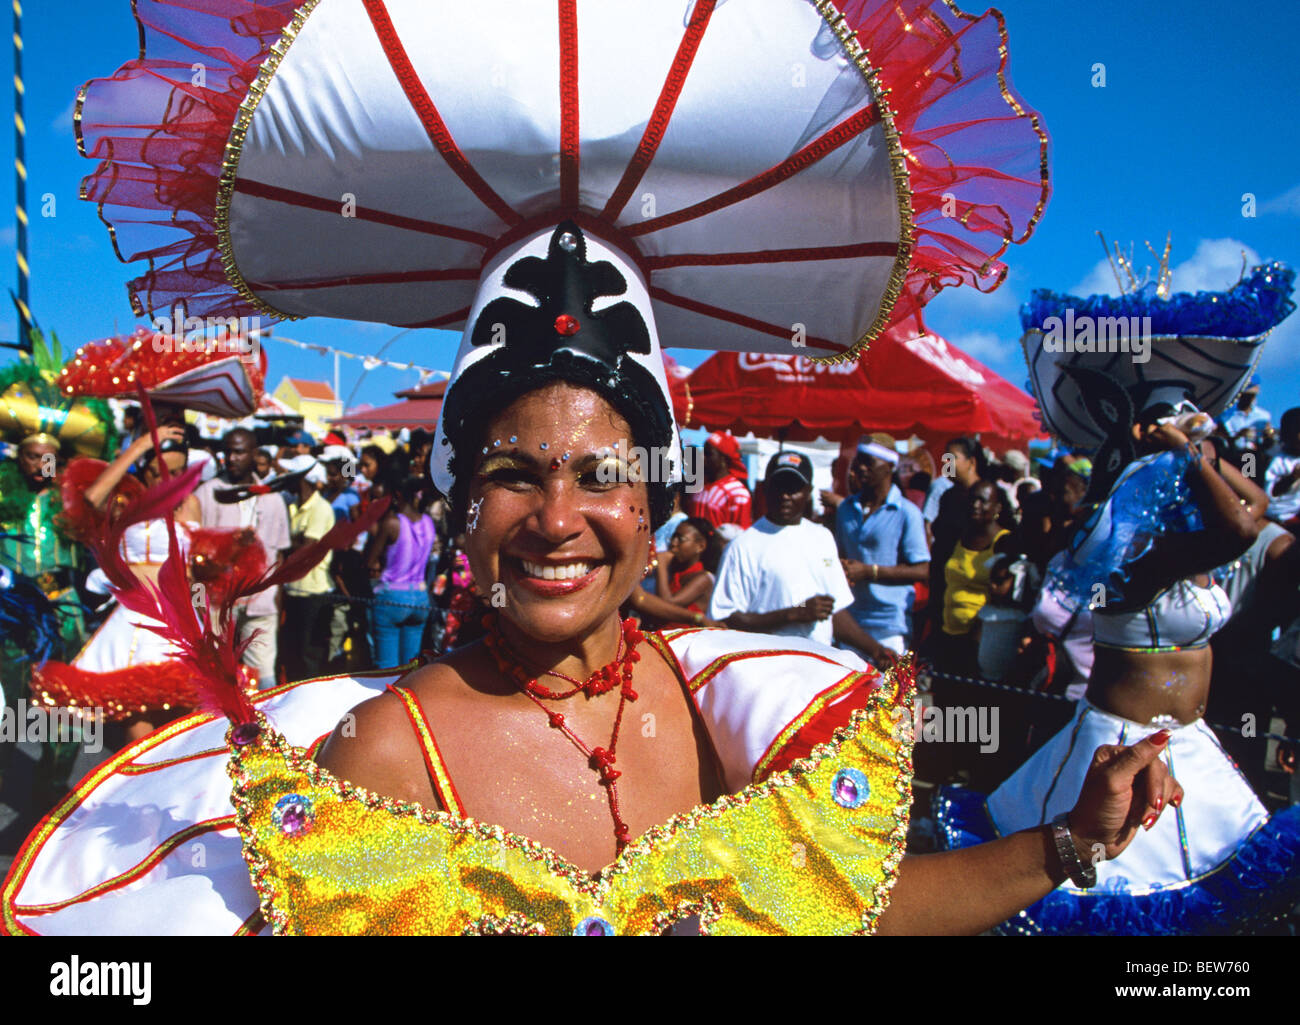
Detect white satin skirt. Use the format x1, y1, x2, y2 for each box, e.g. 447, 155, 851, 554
73, 603, 183, 673
986, 700, 1268, 891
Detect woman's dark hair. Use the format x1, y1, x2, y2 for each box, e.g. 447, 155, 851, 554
946, 436, 988, 478
1279, 406, 1300, 439
681, 516, 724, 575
388, 445, 412, 479
395, 474, 430, 510
968, 475, 1019, 531
1136, 402, 1176, 431
909, 471, 932, 494
361, 444, 389, 471
442, 351, 674, 535
135, 435, 189, 479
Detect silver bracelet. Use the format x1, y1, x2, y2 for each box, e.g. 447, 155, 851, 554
1050, 812, 1097, 889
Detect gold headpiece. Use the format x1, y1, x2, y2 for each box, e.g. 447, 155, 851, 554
1097, 230, 1174, 298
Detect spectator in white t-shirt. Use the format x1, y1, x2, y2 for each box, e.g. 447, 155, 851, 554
709, 451, 897, 665
1264, 407, 1300, 527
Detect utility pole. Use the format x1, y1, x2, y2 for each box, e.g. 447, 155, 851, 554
8, 0, 33, 350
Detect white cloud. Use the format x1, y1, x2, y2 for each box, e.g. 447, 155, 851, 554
1072, 256, 1126, 297
1168, 238, 1261, 293
50, 97, 78, 135
1073, 237, 1261, 297
1261, 183, 1300, 216
944, 329, 1004, 364
1256, 313, 1300, 373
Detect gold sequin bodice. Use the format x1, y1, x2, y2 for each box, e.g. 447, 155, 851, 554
229, 665, 913, 936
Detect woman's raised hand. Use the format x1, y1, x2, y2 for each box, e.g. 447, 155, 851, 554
130, 424, 186, 455
1067, 732, 1184, 865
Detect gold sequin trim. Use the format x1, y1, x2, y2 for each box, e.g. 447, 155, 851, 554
229, 658, 916, 935
648, 895, 724, 936
212, 0, 322, 321
807, 0, 913, 366
461, 913, 547, 936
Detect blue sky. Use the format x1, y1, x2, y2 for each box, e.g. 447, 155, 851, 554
2, 0, 1298, 420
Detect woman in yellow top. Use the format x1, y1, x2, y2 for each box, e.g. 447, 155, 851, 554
939, 480, 1018, 676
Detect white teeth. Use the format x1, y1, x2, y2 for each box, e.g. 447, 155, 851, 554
521, 560, 591, 580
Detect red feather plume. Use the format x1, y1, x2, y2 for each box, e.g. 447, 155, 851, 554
56, 452, 391, 726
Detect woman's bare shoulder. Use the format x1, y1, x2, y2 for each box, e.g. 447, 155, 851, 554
314, 652, 479, 804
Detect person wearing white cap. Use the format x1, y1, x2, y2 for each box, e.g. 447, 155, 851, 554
835, 437, 929, 661
712, 450, 906, 668
1220, 375, 1270, 446
280, 455, 336, 682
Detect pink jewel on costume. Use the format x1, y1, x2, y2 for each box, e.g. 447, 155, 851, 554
272, 794, 316, 837
831, 768, 869, 809
231, 722, 260, 747
554, 314, 580, 336
575, 916, 614, 936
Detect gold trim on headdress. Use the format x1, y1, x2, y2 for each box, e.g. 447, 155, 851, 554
213, 0, 321, 323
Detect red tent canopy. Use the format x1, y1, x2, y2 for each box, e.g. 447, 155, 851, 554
332, 379, 447, 430
674, 324, 1043, 451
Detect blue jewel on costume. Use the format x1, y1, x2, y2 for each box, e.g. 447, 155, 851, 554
574, 916, 615, 936
831, 768, 869, 809
272, 794, 316, 837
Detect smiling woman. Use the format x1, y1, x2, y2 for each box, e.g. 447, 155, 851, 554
2, 0, 1189, 937
294, 220, 1180, 932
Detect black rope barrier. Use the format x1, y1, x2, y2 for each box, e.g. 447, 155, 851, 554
920, 666, 1299, 745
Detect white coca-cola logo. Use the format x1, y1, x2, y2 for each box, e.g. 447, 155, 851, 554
902, 334, 986, 387
737, 352, 857, 377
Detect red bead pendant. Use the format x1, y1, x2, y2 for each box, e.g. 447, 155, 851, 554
554, 314, 580, 336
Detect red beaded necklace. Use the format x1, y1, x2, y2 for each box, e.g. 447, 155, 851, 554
482, 613, 644, 853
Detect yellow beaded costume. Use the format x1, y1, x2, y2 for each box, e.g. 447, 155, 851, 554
231, 677, 911, 936
4, 630, 913, 935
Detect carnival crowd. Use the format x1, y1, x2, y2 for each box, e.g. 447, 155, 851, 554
3, 374, 1294, 811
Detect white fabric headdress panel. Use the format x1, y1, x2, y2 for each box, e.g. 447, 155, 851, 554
1022, 329, 1266, 454
223, 0, 906, 360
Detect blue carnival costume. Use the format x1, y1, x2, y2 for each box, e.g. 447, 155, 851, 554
937, 258, 1300, 935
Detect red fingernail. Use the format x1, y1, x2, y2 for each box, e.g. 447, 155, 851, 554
1151, 730, 1170, 747
1143, 814, 1157, 830
1171, 793, 1182, 808
1154, 795, 1164, 812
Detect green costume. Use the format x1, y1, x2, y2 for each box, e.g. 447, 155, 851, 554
0, 333, 115, 790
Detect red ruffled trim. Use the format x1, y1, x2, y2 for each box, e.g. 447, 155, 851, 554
77, 0, 1048, 330
30, 659, 255, 723
57, 328, 266, 401
835, 0, 1050, 325
77, 0, 301, 321
56, 457, 146, 544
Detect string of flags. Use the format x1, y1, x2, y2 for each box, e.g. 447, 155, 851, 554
266, 334, 449, 381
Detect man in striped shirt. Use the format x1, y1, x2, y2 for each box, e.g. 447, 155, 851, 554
686, 431, 752, 529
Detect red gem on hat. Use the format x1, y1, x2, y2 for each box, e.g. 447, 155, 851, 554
554, 314, 580, 336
